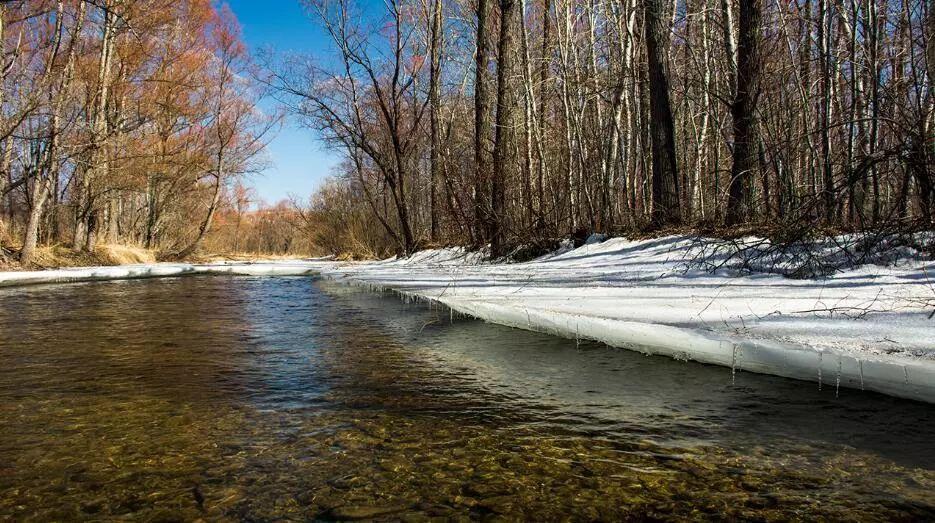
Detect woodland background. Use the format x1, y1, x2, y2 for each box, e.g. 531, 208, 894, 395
1, 0, 933, 265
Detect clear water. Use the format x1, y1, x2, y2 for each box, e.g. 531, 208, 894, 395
0, 276, 933, 520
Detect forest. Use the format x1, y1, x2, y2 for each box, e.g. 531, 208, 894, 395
1, 0, 934, 264
0, 0, 296, 267
277, 0, 935, 258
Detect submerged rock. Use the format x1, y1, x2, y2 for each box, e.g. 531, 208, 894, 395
324, 503, 409, 520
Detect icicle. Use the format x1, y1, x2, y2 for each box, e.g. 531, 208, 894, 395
858, 360, 864, 390
904, 366, 910, 385
835, 355, 842, 398
817, 352, 823, 391
730, 344, 739, 385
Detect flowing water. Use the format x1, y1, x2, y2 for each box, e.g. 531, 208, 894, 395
1, 276, 933, 521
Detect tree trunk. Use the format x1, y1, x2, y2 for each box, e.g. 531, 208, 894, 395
177, 174, 223, 259
429, 0, 442, 242
144, 179, 160, 249
0, 137, 9, 247
520, 0, 535, 229
19, 179, 51, 266
536, 0, 551, 229
643, 0, 681, 227
928, 0, 935, 83
390, 172, 416, 254
725, 0, 761, 226
77, 2, 116, 251
0, 10, 7, 249
694, 0, 712, 220
492, 0, 518, 257
475, 0, 494, 246
818, 0, 834, 224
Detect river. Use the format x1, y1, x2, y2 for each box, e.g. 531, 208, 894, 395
1, 276, 933, 520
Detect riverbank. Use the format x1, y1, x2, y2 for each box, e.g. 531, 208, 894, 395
2, 234, 933, 403
0, 244, 157, 271
316, 235, 935, 403
0, 243, 316, 272
0, 259, 325, 287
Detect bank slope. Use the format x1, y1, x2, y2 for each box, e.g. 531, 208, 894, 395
319, 235, 935, 403
0, 261, 329, 287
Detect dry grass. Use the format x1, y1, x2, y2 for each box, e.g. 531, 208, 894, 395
0, 242, 316, 272
196, 252, 312, 263
100, 244, 158, 265
3, 244, 157, 271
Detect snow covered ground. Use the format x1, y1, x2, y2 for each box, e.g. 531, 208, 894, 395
0, 260, 329, 287
317, 235, 935, 404
2, 236, 933, 403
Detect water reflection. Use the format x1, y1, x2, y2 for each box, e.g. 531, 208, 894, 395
0, 276, 932, 520
322, 282, 935, 465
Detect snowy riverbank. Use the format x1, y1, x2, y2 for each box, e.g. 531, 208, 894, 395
317, 235, 935, 403
2, 235, 934, 403
0, 260, 328, 287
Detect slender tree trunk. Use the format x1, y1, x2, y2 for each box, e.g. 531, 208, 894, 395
800, 0, 814, 208
0, 10, 6, 249
721, 0, 737, 80
866, 0, 881, 222
536, 0, 551, 229
921, 0, 935, 223
475, 0, 494, 246
520, 0, 535, 228
928, 0, 935, 82
144, 177, 160, 249
177, 173, 223, 259
818, 0, 835, 224
694, 0, 712, 220
429, 0, 442, 242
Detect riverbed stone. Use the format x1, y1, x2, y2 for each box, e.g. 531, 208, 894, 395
325, 503, 409, 520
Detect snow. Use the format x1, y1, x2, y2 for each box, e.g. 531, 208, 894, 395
317, 236, 935, 404
2, 236, 933, 403
0, 260, 329, 288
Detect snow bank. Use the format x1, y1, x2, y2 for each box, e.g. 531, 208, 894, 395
319, 236, 935, 404
0, 260, 330, 288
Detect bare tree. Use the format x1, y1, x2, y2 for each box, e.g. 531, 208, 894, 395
643, 0, 680, 227
427, 0, 443, 242
73, 0, 119, 252
724, 0, 762, 226
20, 1, 86, 265
176, 6, 274, 259
491, 0, 519, 257
475, 0, 494, 246
270, 0, 429, 254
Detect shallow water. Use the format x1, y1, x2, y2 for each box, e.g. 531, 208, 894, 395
0, 276, 933, 521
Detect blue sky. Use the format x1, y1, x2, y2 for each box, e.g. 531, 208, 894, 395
225, 0, 341, 205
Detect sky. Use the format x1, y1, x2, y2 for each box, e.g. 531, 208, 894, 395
224, 0, 341, 205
